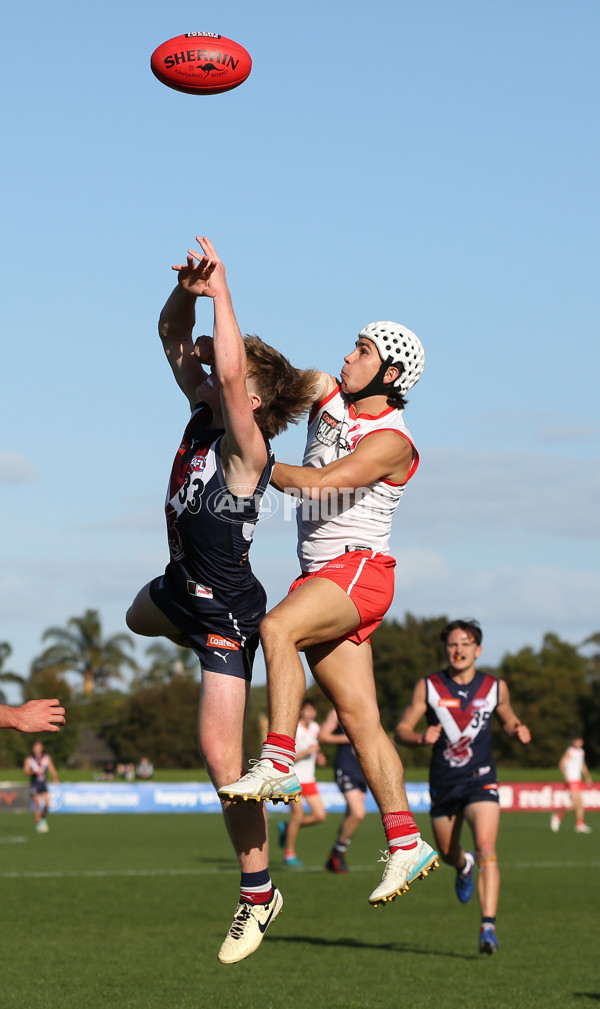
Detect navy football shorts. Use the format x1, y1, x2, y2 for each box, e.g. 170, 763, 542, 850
149, 575, 260, 681
429, 780, 499, 819
335, 766, 367, 795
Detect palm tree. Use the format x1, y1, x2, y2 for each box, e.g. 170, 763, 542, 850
0, 642, 27, 703
132, 641, 198, 690
32, 609, 138, 697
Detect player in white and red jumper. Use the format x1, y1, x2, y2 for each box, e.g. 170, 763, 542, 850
396, 619, 531, 955
24, 741, 59, 833
551, 736, 593, 834
220, 322, 439, 907
278, 699, 327, 865
126, 236, 318, 966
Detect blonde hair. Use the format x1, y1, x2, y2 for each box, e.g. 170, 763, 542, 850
244, 335, 320, 440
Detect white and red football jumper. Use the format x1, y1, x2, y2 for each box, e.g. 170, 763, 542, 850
297, 383, 419, 573
294, 720, 321, 785
425, 669, 499, 791
563, 745, 585, 785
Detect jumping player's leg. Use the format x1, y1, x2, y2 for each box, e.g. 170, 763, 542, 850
218, 579, 363, 802
261, 578, 363, 738
198, 671, 268, 872
309, 638, 408, 814
199, 671, 282, 965
309, 638, 438, 903
126, 582, 189, 646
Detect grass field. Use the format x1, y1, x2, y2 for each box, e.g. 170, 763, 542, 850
0, 809, 597, 1009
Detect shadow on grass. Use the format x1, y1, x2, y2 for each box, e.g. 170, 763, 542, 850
268, 935, 478, 960
573, 996, 600, 1002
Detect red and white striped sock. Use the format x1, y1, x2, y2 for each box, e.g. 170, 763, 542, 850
260, 732, 296, 773
240, 868, 274, 905
383, 811, 421, 853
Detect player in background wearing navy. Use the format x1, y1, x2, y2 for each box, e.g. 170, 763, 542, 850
278, 698, 327, 866
395, 619, 531, 955
126, 236, 318, 965
319, 708, 367, 873
551, 736, 593, 834
0, 700, 65, 733
24, 740, 59, 833
220, 323, 439, 907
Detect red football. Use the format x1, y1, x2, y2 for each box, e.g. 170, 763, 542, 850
150, 32, 252, 95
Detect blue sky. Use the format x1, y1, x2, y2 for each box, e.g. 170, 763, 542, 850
2, 0, 599, 694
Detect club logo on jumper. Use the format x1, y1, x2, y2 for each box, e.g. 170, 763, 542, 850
443, 736, 474, 768
207, 634, 240, 651
190, 453, 208, 473
316, 410, 342, 447
438, 698, 460, 708
472, 698, 487, 709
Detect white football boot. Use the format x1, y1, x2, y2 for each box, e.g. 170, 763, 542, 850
218, 889, 284, 964
218, 760, 302, 804
368, 839, 439, 906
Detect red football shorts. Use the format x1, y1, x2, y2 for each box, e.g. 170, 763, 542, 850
300, 781, 320, 797
289, 551, 396, 644
567, 780, 584, 793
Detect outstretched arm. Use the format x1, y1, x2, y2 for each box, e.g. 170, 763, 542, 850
495, 680, 531, 743
272, 429, 415, 497
395, 679, 442, 747
183, 237, 266, 478
158, 275, 212, 407
0, 700, 65, 733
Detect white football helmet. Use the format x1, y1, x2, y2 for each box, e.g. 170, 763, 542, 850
358, 322, 425, 395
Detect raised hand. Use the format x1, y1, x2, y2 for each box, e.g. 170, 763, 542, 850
172, 236, 228, 299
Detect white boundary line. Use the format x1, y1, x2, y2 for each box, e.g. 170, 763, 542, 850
1, 861, 599, 880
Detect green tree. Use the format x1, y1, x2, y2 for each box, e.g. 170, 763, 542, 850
0, 642, 26, 703
371, 613, 449, 731
495, 632, 591, 767
102, 677, 203, 768
131, 642, 198, 690
32, 609, 138, 697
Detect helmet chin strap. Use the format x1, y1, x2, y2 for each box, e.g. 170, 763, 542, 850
346, 358, 398, 403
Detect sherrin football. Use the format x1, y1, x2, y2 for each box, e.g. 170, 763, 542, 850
150, 32, 252, 95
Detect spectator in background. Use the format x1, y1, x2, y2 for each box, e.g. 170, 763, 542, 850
136, 756, 155, 780
551, 736, 593, 834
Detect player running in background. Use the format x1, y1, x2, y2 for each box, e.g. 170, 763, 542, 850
551, 736, 593, 834
220, 322, 439, 911
0, 699, 65, 733
126, 236, 318, 965
278, 698, 327, 866
395, 619, 531, 955
319, 708, 367, 873
24, 740, 59, 833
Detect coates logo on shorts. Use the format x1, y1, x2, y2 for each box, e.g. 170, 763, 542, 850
207, 633, 240, 651
205, 486, 279, 524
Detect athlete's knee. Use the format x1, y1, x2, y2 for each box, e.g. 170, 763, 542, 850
260, 609, 288, 647
198, 734, 242, 788
475, 844, 497, 867
314, 807, 327, 824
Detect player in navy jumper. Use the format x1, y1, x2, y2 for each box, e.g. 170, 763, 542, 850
126, 236, 318, 964
395, 619, 531, 954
